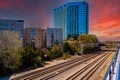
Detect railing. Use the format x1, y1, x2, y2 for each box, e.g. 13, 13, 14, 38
104, 46, 120, 80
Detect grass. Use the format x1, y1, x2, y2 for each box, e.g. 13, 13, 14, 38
96, 52, 115, 80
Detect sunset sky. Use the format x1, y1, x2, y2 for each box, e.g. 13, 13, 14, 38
0, 0, 119, 41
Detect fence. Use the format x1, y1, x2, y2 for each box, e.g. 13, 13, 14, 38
103, 46, 120, 80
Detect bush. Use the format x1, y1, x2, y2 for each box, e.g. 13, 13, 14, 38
62, 52, 70, 60
47, 44, 62, 60
62, 42, 71, 53
20, 46, 44, 69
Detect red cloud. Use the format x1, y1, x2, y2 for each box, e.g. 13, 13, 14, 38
0, 0, 119, 41
0, 0, 12, 10
89, 0, 120, 41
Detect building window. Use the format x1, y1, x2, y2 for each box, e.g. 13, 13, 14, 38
30, 29, 35, 39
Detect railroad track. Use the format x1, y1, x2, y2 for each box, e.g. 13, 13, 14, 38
81, 53, 110, 80
11, 54, 89, 80
66, 52, 111, 80
11, 52, 104, 80
33, 52, 106, 80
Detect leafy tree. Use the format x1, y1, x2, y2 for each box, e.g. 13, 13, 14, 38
66, 34, 100, 55
0, 31, 22, 75
77, 34, 99, 53
68, 41, 81, 55
78, 34, 98, 43
62, 42, 71, 53
20, 46, 44, 69
74, 41, 81, 54
0, 31, 22, 53
47, 44, 62, 60
68, 37, 75, 41
55, 40, 59, 45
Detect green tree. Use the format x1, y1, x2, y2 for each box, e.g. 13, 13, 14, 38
77, 34, 99, 53
68, 41, 81, 55
62, 42, 71, 53
0, 31, 22, 75
47, 44, 62, 60
68, 37, 75, 41
21, 46, 44, 69
78, 34, 98, 43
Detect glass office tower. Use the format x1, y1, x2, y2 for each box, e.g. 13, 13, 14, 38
53, 2, 89, 40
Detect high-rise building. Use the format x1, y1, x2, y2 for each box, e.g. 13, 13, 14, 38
46, 28, 63, 48
24, 27, 46, 48
53, 2, 89, 40
0, 19, 24, 38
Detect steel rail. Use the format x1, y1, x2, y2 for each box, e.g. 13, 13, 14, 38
66, 52, 110, 80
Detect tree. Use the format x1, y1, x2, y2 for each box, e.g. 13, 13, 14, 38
47, 44, 62, 60
62, 42, 71, 53
0, 31, 22, 53
77, 34, 99, 53
0, 31, 22, 75
21, 46, 44, 69
68, 41, 81, 55
68, 37, 75, 41
74, 41, 81, 54
78, 34, 98, 43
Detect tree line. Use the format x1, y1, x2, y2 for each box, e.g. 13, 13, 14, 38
0, 31, 99, 77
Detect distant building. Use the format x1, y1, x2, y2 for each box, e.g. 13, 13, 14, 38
0, 19, 24, 38
46, 28, 63, 48
102, 41, 120, 47
53, 2, 89, 40
24, 27, 46, 48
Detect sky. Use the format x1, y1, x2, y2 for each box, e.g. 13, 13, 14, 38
0, 0, 119, 41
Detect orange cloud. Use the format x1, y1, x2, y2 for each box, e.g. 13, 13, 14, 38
89, 0, 120, 41
0, 0, 119, 41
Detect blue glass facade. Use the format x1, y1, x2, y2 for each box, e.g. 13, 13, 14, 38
30, 28, 35, 39
30, 28, 35, 46
3, 22, 9, 30
54, 2, 89, 40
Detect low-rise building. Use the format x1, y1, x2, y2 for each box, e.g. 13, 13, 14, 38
24, 27, 46, 48
46, 28, 63, 48
0, 19, 24, 38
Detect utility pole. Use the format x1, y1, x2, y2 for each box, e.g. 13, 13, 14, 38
79, 41, 83, 55
81, 43, 83, 55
